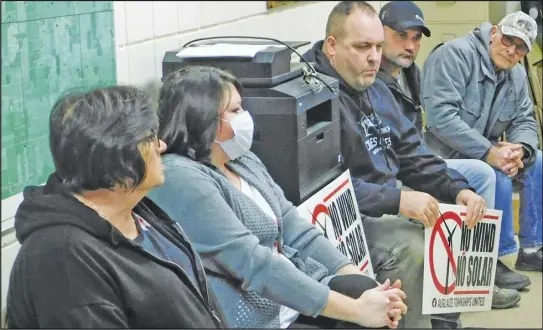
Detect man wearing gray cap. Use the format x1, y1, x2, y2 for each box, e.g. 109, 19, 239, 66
421, 10, 542, 291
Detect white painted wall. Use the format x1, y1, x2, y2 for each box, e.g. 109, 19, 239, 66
114, 1, 384, 86
505, 1, 521, 14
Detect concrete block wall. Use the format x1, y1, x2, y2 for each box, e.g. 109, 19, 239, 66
114, 1, 384, 86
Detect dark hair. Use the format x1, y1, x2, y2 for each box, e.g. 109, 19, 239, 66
325, 1, 378, 40
49, 85, 158, 193
157, 66, 242, 161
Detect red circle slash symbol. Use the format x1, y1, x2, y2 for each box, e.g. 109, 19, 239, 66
310, 204, 329, 239
429, 211, 462, 295
311, 204, 329, 225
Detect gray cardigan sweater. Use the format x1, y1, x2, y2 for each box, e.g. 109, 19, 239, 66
147, 152, 351, 328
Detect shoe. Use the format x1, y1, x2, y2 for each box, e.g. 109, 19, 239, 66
494, 259, 531, 289
515, 247, 543, 271
431, 314, 462, 329
491, 285, 521, 309
431, 319, 459, 329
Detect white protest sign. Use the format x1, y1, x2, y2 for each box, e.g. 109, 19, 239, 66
297, 170, 374, 278
423, 204, 502, 314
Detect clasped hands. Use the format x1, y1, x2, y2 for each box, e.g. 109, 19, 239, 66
486, 141, 525, 178
357, 278, 408, 328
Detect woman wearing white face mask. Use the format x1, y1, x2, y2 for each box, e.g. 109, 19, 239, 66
148, 66, 407, 329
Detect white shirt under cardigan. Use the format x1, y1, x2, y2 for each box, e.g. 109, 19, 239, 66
239, 176, 300, 328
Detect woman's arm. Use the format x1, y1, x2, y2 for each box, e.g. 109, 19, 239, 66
147, 164, 331, 317
247, 153, 352, 274
321, 280, 407, 328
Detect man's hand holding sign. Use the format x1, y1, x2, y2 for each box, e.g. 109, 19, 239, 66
455, 189, 487, 229
423, 204, 502, 314
297, 170, 500, 319
400, 189, 487, 229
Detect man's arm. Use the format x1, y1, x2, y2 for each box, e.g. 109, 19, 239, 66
391, 102, 490, 226
392, 106, 472, 203
338, 118, 403, 218
351, 176, 402, 217
505, 71, 539, 167
412, 65, 474, 190
420, 44, 493, 160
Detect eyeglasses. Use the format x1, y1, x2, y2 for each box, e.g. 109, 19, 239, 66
498, 27, 529, 56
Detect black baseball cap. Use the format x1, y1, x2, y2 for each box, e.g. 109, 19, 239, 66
379, 1, 431, 37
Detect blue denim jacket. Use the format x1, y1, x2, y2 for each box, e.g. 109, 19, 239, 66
421, 23, 539, 166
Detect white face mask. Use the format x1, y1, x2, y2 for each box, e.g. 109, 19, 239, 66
215, 111, 254, 160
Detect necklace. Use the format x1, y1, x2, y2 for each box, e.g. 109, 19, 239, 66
75, 195, 140, 240
76, 195, 106, 219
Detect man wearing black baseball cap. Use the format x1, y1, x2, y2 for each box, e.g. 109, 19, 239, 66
376, 2, 526, 323
379, 0, 431, 39
377, 0, 430, 131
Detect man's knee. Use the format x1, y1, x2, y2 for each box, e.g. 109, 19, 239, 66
364, 217, 425, 273
392, 231, 425, 270
373, 227, 425, 275
458, 159, 496, 189
471, 160, 496, 185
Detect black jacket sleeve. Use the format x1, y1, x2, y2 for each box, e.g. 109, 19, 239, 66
350, 175, 402, 217
6, 228, 129, 329
42, 304, 129, 328
338, 100, 403, 217
393, 107, 473, 203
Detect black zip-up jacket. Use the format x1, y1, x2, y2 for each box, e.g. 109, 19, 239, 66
6, 173, 225, 328
376, 65, 473, 185
303, 41, 473, 217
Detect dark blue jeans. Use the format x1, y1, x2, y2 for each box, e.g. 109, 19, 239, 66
495, 150, 542, 256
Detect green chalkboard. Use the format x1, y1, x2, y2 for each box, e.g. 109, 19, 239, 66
1, 1, 116, 199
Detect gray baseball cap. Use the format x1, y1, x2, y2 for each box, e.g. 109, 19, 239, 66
498, 11, 538, 51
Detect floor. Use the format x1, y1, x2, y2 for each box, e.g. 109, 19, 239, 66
460, 252, 542, 328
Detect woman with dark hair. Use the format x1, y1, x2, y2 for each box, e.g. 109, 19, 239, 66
6, 86, 224, 328
148, 66, 408, 329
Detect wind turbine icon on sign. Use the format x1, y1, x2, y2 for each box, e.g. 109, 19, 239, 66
442, 215, 458, 295
309, 209, 328, 239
